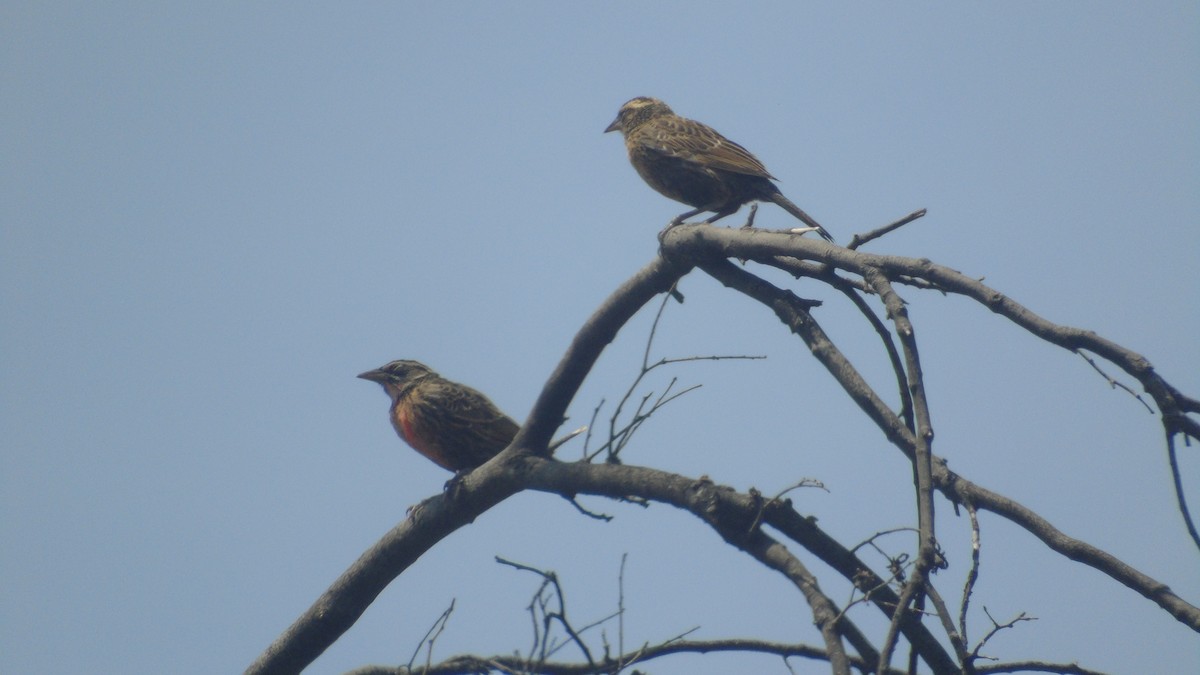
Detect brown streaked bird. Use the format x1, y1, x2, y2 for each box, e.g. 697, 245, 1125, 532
605, 96, 834, 242
358, 360, 519, 473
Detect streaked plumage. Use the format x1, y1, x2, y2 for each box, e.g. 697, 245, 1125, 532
605, 96, 834, 242
358, 360, 518, 472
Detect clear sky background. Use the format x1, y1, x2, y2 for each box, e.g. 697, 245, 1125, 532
4, 3, 1198, 673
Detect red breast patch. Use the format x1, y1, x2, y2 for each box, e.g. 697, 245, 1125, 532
395, 405, 453, 470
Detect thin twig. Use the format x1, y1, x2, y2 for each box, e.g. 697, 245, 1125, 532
848, 208, 928, 250
1166, 431, 1200, 552
495, 557, 597, 669
959, 500, 981, 648
563, 496, 612, 521
970, 608, 1037, 661
746, 478, 828, 535
924, 583, 969, 671
1075, 350, 1154, 413
405, 599, 455, 673
549, 426, 589, 454
617, 553, 627, 670
586, 289, 763, 463
580, 400, 604, 460
865, 269, 939, 675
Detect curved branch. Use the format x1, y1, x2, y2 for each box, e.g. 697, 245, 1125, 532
664, 224, 1200, 442
246, 257, 690, 675
517, 458, 960, 674
244, 467, 522, 675
345, 644, 1110, 675
518, 255, 692, 452
858, 267, 939, 675
937, 465, 1199, 631
345, 637, 907, 675
663, 227, 1200, 632
252, 226, 1197, 675
520, 460, 854, 672
694, 257, 947, 671
760, 255, 916, 431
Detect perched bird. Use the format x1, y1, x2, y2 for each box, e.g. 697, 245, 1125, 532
358, 360, 519, 473
605, 96, 834, 242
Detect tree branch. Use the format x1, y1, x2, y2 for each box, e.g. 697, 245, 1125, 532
250, 225, 1197, 675
246, 256, 689, 675
662, 224, 1200, 630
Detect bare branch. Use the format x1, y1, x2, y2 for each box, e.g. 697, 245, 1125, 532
346, 637, 905, 675
406, 599, 455, 674
562, 496, 612, 522
923, 583, 969, 671
663, 226, 1200, 629
847, 208, 928, 250
580, 287, 763, 465
519, 459, 962, 674
346, 648, 1112, 675
859, 269, 940, 675
617, 553, 627, 669
253, 224, 1198, 675
970, 608, 1037, 662
519, 255, 694, 455
1075, 349, 1154, 413
495, 557, 596, 668
747, 478, 827, 535
1165, 431, 1200, 555
959, 500, 982, 648
664, 224, 1200, 443
976, 661, 1111, 675
246, 257, 687, 675
758, 255, 916, 431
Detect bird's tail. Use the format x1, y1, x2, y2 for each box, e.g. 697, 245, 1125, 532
767, 191, 836, 243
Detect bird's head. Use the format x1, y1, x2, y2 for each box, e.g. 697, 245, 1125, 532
357, 359, 436, 399
604, 96, 673, 135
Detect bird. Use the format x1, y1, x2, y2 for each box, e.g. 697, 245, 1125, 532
358, 359, 519, 473
605, 96, 834, 242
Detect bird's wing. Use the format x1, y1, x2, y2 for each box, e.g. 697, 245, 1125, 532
429, 381, 520, 448
635, 116, 776, 179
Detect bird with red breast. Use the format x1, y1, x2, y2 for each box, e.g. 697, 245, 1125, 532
358, 360, 518, 473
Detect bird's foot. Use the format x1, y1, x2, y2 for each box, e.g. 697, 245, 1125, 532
657, 218, 686, 244
443, 470, 470, 500
667, 282, 685, 304
788, 226, 820, 236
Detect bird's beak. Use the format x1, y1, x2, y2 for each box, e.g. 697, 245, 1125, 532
357, 369, 384, 382
604, 117, 621, 134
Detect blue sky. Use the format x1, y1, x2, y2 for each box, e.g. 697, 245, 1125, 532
3, 3, 1198, 673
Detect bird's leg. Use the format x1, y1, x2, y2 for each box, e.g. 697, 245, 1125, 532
740, 203, 760, 229
669, 206, 706, 227
703, 207, 735, 225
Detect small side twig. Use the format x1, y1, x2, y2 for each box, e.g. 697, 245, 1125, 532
584, 289, 765, 464
747, 478, 828, 534
923, 583, 969, 671
496, 557, 596, 669
969, 608, 1037, 663
1166, 431, 1200, 552
617, 553, 627, 670
1075, 349, 1154, 413
959, 500, 982, 647
548, 426, 588, 454
405, 599, 455, 673
563, 496, 612, 522
848, 208, 927, 250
